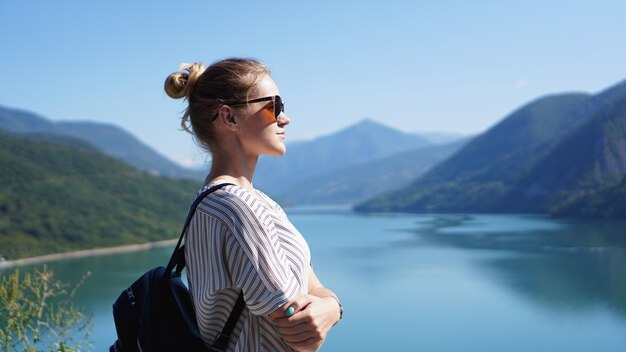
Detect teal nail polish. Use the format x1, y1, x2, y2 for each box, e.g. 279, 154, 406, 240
285, 306, 295, 317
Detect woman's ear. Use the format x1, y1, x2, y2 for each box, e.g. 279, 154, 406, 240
216, 105, 238, 131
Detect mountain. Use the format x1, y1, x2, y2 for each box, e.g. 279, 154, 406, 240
355, 92, 593, 212
551, 176, 626, 218
271, 138, 469, 205
254, 119, 433, 194
0, 130, 199, 260
508, 89, 626, 212
0, 104, 203, 180
416, 131, 467, 144
356, 79, 626, 215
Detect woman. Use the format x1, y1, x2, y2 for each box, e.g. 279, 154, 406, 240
164, 58, 342, 352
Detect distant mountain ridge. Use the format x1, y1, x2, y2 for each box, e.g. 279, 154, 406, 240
1, 104, 472, 206
0, 104, 203, 180
271, 137, 469, 205
254, 119, 434, 194
356, 78, 626, 217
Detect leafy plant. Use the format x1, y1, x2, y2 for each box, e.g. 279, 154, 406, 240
0, 266, 92, 352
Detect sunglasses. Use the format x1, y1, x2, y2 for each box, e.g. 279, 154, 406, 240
229, 95, 285, 121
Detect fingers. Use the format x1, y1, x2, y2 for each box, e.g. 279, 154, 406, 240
286, 295, 314, 315
288, 337, 323, 350
270, 295, 337, 352
274, 295, 315, 326
274, 309, 324, 342
277, 325, 326, 345
274, 311, 314, 330
275, 321, 311, 336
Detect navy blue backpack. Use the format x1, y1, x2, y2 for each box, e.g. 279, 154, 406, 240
110, 183, 245, 352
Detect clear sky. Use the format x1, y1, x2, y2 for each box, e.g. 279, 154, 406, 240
1, 1, 625, 167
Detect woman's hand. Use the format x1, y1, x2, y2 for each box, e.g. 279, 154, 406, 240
273, 294, 341, 352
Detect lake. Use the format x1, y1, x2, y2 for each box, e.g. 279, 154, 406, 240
4, 208, 626, 351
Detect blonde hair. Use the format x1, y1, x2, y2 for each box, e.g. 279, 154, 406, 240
164, 58, 270, 151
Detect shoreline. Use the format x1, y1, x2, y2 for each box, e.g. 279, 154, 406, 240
0, 239, 178, 269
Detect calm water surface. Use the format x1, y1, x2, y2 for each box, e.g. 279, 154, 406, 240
5, 209, 626, 351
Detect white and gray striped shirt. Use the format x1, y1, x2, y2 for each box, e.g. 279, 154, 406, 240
185, 182, 311, 351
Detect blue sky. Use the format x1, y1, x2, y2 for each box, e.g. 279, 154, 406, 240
1, 1, 625, 167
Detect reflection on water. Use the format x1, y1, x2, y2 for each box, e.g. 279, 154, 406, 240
2, 212, 626, 351
410, 215, 626, 319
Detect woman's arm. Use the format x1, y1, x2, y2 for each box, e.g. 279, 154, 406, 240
270, 265, 341, 351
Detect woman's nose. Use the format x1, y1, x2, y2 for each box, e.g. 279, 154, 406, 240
278, 113, 290, 126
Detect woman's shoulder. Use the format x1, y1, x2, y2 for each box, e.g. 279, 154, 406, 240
196, 181, 247, 201
193, 182, 272, 222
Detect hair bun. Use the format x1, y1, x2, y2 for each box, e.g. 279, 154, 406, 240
164, 62, 206, 99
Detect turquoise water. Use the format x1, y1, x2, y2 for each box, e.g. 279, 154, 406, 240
4, 209, 626, 351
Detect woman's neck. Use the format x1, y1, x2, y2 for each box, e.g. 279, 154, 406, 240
205, 153, 258, 191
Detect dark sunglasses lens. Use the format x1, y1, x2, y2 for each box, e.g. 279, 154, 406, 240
274, 96, 284, 119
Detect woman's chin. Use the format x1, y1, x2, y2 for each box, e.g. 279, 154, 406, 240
266, 145, 286, 156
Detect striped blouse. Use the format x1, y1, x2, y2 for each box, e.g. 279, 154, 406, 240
185, 181, 311, 352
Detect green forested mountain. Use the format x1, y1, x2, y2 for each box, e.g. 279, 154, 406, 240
0, 104, 203, 180
356, 79, 626, 216
271, 138, 469, 205
504, 91, 626, 213
551, 176, 626, 218
355, 92, 593, 212
0, 130, 200, 260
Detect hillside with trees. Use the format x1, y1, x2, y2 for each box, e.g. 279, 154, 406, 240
0, 130, 199, 260
356, 79, 626, 218
0, 105, 203, 180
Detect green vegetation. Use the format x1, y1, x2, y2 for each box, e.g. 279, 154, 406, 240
0, 104, 203, 179
0, 266, 91, 351
357, 80, 626, 218
550, 176, 626, 218
356, 93, 594, 213
0, 131, 200, 260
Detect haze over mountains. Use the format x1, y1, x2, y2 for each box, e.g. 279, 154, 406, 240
0, 105, 203, 180
4, 75, 626, 262
0, 104, 467, 259
0, 104, 466, 206
254, 119, 466, 202
5, 76, 626, 262
269, 137, 468, 205
357, 79, 626, 218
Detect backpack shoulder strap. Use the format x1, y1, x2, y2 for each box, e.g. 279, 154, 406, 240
166, 182, 247, 351
165, 182, 233, 276
211, 293, 246, 352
